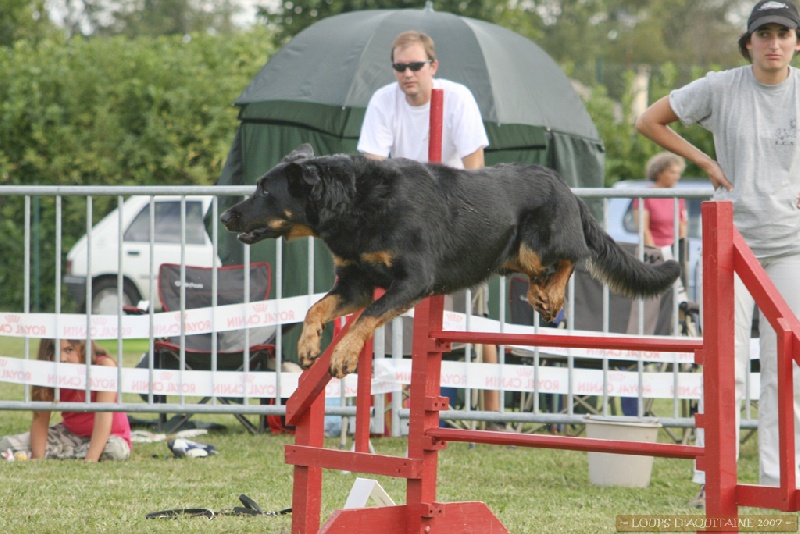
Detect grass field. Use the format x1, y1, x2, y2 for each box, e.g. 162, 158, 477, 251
0, 337, 788, 533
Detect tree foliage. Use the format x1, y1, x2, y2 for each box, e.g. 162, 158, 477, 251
0, 26, 275, 310
46, 0, 240, 37
0, 29, 273, 188
0, 0, 58, 45
586, 63, 716, 185
258, 0, 542, 44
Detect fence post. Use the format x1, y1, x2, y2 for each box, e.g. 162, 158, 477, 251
700, 201, 739, 520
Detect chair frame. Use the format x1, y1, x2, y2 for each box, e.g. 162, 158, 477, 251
146, 262, 276, 434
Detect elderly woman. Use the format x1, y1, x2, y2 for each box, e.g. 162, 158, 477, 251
631, 152, 687, 250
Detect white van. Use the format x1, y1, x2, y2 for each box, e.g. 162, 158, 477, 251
64, 196, 220, 314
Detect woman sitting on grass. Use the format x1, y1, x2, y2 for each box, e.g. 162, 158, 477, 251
0, 338, 132, 461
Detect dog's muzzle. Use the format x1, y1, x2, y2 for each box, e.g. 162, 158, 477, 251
220, 208, 239, 231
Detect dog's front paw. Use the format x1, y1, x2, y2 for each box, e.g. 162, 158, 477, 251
297, 326, 322, 369
328, 336, 361, 378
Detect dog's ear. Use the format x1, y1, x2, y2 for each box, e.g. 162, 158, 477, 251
283, 162, 320, 192
284, 162, 320, 198
282, 144, 314, 163
284, 158, 356, 224
308, 160, 356, 223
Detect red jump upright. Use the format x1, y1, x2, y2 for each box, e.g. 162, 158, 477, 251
282, 201, 800, 533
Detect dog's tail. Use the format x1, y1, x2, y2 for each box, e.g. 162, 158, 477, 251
579, 200, 681, 298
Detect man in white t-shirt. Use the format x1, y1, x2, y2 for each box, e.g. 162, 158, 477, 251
358, 31, 488, 169
358, 31, 502, 423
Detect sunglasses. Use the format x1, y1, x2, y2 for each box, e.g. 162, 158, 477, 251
392, 60, 432, 72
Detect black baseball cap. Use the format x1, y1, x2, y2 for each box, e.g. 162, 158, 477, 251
748, 0, 800, 32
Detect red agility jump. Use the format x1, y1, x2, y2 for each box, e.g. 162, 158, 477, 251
283, 201, 800, 534
284, 89, 800, 532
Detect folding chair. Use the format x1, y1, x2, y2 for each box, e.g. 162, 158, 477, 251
139, 262, 277, 434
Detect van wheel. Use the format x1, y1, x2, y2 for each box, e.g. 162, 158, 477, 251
89, 278, 141, 315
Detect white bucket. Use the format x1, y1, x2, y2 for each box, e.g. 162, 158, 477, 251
585, 416, 662, 487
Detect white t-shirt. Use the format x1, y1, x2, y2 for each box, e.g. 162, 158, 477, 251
357, 78, 489, 168
670, 66, 800, 258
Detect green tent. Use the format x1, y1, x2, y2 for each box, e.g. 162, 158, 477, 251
216, 8, 605, 326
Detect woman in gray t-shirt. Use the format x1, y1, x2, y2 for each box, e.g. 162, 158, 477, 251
636, 0, 800, 499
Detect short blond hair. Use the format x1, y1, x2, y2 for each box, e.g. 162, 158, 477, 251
391, 31, 436, 62
645, 152, 685, 182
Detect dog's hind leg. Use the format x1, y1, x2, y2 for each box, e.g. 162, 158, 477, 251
513, 245, 575, 323
527, 259, 574, 323
298, 287, 373, 369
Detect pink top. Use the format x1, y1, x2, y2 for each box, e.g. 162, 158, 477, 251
59, 356, 132, 450
632, 197, 687, 247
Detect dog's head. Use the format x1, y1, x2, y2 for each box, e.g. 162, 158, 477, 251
221, 143, 357, 245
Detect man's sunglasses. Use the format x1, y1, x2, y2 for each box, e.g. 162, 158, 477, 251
392, 60, 432, 72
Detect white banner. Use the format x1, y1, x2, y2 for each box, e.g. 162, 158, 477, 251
0, 293, 323, 341
0, 291, 744, 365
0, 355, 392, 399
0, 355, 760, 401
0, 291, 765, 403
376, 359, 760, 400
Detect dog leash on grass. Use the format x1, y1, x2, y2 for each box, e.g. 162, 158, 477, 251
146, 494, 291, 519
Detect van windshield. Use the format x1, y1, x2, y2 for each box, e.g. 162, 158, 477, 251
124, 200, 208, 245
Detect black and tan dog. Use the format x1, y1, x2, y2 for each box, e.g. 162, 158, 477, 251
221, 144, 680, 378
